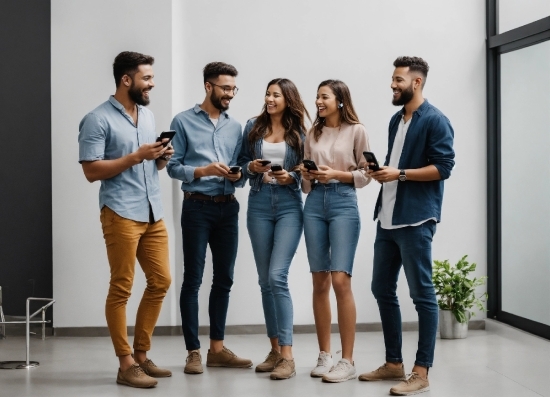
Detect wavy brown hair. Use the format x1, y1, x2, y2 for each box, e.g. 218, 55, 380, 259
311, 79, 360, 141
248, 78, 311, 161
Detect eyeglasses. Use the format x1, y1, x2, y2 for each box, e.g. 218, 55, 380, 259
207, 81, 239, 95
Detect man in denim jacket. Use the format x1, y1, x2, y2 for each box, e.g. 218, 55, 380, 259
362, 56, 455, 396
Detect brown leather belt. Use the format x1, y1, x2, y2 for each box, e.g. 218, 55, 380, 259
184, 191, 236, 203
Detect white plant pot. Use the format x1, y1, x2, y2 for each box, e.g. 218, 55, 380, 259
439, 309, 469, 339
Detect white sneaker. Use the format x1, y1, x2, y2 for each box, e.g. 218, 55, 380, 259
321, 359, 357, 383
310, 351, 333, 377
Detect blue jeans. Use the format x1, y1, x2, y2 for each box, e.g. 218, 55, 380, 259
303, 183, 360, 274
371, 221, 438, 368
180, 198, 239, 351
247, 184, 303, 346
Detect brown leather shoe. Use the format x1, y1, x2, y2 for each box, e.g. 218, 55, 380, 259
138, 358, 172, 378
184, 349, 203, 374
358, 363, 406, 381
206, 346, 253, 368
116, 363, 157, 388
270, 358, 296, 380
255, 349, 282, 372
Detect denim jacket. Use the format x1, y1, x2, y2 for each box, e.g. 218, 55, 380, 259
238, 118, 304, 192
373, 100, 455, 224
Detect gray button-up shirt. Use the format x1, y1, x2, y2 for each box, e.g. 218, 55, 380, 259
167, 104, 243, 196
78, 96, 163, 222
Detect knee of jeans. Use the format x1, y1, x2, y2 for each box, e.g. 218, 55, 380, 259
268, 271, 288, 291
409, 287, 437, 308
371, 280, 393, 300
212, 275, 234, 291
258, 276, 271, 293
182, 277, 203, 293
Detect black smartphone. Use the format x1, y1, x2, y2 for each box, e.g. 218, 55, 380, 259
303, 160, 318, 171
228, 166, 242, 174
270, 164, 283, 172
258, 160, 271, 166
363, 151, 381, 171
156, 130, 176, 147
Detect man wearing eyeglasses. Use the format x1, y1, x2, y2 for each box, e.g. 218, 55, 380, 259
167, 62, 251, 375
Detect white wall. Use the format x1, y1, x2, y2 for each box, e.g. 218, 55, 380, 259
51, 0, 179, 327
52, 0, 487, 329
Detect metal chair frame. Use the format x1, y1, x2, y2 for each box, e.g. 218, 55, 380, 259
0, 287, 55, 369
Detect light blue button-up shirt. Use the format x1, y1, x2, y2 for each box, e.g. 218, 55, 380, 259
167, 104, 243, 195
78, 96, 164, 222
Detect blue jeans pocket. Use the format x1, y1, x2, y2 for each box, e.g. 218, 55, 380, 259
336, 184, 356, 198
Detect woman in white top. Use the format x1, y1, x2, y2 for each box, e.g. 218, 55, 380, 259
300, 79, 371, 383
238, 78, 310, 380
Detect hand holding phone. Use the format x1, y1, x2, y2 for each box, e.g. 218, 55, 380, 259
228, 166, 242, 174
156, 130, 176, 147
363, 151, 381, 171
303, 160, 319, 171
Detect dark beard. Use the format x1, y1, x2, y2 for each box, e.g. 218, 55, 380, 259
392, 83, 414, 106
129, 81, 150, 106
211, 89, 230, 111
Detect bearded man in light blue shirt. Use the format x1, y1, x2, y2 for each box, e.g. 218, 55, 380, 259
79, 51, 173, 389
167, 62, 252, 374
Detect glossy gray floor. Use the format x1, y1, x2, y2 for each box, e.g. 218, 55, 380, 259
0, 319, 548, 397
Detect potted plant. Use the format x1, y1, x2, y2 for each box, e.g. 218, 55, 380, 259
432, 255, 487, 339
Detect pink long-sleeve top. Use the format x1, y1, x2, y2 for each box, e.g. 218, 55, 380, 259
302, 122, 372, 193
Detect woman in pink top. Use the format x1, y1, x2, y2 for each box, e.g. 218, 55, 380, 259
299, 80, 371, 383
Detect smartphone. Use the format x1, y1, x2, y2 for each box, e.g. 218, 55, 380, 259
303, 160, 318, 171
228, 166, 242, 174
270, 164, 283, 172
363, 151, 381, 171
156, 130, 176, 147
258, 160, 271, 166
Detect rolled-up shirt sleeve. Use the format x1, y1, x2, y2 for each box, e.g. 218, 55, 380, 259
78, 113, 106, 163
427, 115, 455, 180
167, 116, 197, 183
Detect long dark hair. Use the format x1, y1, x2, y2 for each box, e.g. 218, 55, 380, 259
311, 79, 360, 141
248, 78, 311, 161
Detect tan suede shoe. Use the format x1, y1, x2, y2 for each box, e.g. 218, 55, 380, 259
138, 358, 172, 378
184, 349, 203, 374
206, 346, 253, 368
358, 363, 406, 381
270, 358, 296, 380
390, 372, 430, 395
256, 349, 282, 372
116, 363, 157, 388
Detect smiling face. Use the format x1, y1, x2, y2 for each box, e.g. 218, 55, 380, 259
207, 74, 237, 111
127, 64, 154, 106
265, 84, 287, 116
315, 85, 339, 119
391, 66, 419, 106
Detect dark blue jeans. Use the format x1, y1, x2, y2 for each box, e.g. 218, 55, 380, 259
180, 198, 239, 351
371, 221, 438, 368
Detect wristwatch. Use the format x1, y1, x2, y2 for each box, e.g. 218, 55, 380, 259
398, 169, 407, 182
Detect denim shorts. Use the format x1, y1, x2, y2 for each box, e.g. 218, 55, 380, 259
303, 183, 360, 275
